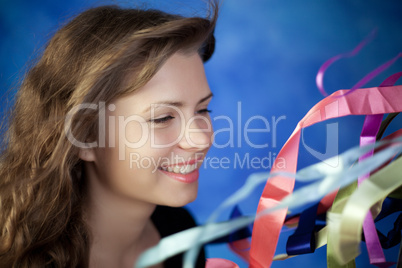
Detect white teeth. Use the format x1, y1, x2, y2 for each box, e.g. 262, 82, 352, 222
179, 166, 186, 174
180, 165, 190, 174
161, 163, 197, 174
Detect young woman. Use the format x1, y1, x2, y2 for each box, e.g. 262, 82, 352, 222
0, 3, 218, 267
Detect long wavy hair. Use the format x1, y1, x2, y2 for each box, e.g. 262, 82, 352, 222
0, 3, 217, 267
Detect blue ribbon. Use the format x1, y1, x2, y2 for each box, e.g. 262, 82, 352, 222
286, 203, 319, 255
285, 197, 402, 255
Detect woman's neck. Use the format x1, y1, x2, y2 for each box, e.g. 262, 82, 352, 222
83, 162, 161, 268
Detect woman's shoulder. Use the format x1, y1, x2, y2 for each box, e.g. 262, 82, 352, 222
150, 206, 206, 268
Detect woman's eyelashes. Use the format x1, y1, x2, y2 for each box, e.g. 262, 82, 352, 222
150, 108, 211, 125
196, 108, 212, 115
150, 115, 175, 124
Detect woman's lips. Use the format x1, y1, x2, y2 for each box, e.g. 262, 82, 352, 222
159, 168, 199, 183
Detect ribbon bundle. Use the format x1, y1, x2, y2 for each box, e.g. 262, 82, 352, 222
135, 32, 402, 268
249, 86, 402, 268
249, 30, 402, 268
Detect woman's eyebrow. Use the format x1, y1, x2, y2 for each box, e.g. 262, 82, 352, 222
142, 92, 213, 114
197, 92, 213, 105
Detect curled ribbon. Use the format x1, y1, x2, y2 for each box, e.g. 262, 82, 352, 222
356, 72, 402, 267
316, 28, 377, 96
135, 134, 402, 268
135, 86, 402, 268
249, 85, 402, 268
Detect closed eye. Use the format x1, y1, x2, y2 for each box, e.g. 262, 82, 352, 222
196, 109, 212, 115
150, 115, 175, 124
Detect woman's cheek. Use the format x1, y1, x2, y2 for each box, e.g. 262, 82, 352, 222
123, 121, 149, 144
150, 121, 184, 148
151, 128, 182, 148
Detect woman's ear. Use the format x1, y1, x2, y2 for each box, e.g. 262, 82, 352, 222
78, 148, 96, 162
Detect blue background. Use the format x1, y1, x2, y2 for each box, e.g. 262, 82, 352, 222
1, 0, 402, 267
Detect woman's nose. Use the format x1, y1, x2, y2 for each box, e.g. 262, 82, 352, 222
178, 116, 213, 151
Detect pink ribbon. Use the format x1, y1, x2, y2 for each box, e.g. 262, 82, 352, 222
317, 32, 402, 266
249, 85, 402, 268
206, 258, 240, 268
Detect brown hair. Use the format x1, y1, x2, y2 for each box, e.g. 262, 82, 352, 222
0, 3, 217, 267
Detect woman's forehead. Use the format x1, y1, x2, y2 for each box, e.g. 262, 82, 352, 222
112, 53, 210, 111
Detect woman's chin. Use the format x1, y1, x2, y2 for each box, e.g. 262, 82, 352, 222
162, 191, 198, 207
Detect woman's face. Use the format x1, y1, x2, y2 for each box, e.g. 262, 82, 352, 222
87, 53, 213, 207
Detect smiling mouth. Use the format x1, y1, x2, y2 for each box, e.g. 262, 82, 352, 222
158, 163, 200, 183
159, 163, 198, 175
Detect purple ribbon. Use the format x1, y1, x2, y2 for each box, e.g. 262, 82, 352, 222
316, 28, 377, 96
316, 27, 402, 98
316, 28, 402, 265
358, 72, 402, 268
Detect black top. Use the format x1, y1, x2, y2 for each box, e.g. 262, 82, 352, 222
151, 206, 206, 268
